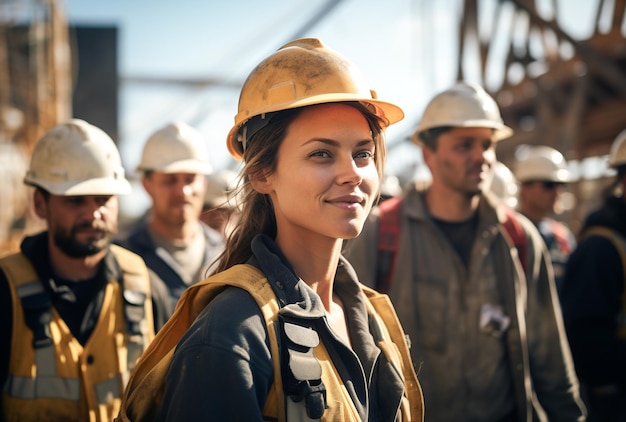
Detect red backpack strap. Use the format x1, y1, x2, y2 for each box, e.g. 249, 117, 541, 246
501, 207, 528, 273
376, 197, 403, 293
550, 220, 572, 255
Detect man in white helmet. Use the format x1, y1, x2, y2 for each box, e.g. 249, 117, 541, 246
200, 168, 241, 238
561, 129, 626, 421
514, 145, 576, 296
0, 119, 154, 422
119, 121, 224, 331
345, 82, 586, 421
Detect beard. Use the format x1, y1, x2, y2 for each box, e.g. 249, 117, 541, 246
53, 222, 113, 258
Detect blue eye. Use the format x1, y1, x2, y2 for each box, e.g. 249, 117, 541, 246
355, 150, 374, 159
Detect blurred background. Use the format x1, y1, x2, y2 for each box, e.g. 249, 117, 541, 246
1, 0, 625, 251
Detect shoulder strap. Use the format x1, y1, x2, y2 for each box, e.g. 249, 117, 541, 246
117, 264, 284, 422
111, 244, 155, 373
360, 285, 424, 421
0, 253, 54, 349
376, 197, 403, 293
549, 220, 572, 255
580, 226, 626, 338
376, 199, 529, 288
501, 207, 528, 273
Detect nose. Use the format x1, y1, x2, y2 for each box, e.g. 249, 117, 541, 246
182, 184, 194, 197
337, 156, 363, 186
84, 198, 107, 221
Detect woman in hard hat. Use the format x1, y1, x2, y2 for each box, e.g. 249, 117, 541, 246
117, 38, 423, 422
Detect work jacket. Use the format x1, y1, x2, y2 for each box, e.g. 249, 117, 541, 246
117, 234, 423, 422
345, 186, 586, 422
562, 195, 626, 392
0, 241, 154, 422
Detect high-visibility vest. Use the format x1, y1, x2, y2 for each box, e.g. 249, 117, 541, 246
117, 263, 424, 422
0, 244, 154, 422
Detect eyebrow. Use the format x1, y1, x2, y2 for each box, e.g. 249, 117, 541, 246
302, 138, 374, 148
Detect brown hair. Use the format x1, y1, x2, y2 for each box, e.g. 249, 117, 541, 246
211, 102, 387, 274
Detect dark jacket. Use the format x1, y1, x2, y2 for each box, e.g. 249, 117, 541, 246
561, 195, 626, 393
154, 234, 412, 421
119, 222, 224, 331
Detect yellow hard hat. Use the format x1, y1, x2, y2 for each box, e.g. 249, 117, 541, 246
137, 121, 211, 174
226, 38, 404, 160
412, 82, 513, 145
24, 119, 131, 196
608, 128, 626, 168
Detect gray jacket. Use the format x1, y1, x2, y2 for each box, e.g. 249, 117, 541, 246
345, 186, 585, 422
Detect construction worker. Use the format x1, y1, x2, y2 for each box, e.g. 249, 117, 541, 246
561, 129, 626, 421
0, 119, 154, 422
117, 37, 424, 422
119, 121, 225, 331
345, 82, 586, 421
200, 168, 241, 237
514, 145, 576, 296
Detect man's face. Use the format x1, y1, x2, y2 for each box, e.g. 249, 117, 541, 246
424, 127, 496, 197
521, 180, 563, 217
35, 192, 119, 258
142, 172, 206, 228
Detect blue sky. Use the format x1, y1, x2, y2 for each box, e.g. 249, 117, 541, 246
61, 0, 597, 216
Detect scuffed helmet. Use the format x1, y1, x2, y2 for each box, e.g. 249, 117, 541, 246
24, 119, 131, 196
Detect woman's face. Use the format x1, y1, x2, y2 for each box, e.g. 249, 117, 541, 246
257, 103, 380, 243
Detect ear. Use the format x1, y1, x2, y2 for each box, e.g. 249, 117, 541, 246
141, 176, 153, 196
249, 171, 273, 194
421, 145, 434, 167
33, 189, 48, 219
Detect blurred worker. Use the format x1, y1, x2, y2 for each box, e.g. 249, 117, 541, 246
561, 129, 626, 421
345, 82, 586, 421
200, 168, 241, 237
119, 121, 224, 331
514, 145, 576, 296
0, 119, 154, 421
489, 160, 518, 209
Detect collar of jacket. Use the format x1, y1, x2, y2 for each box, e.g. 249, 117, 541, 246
403, 186, 504, 227
21, 231, 120, 285
248, 234, 325, 319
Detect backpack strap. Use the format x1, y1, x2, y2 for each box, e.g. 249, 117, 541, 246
549, 220, 572, 255
361, 285, 424, 421
117, 264, 285, 422
376, 197, 403, 293
579, 226, 626, 339
501, 207, 528, 274
376, 198, 529, 290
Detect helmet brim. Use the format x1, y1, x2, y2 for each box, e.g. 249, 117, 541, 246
226, 96, 404, 160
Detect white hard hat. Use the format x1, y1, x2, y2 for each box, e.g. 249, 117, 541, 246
489, 161, 518, 209
24, 119, 131, 196
608, 128, 626, 168
137, 121, 212, 174
204, 169, 240, 208
514, 145, 571, 183
412, 82, 513, 144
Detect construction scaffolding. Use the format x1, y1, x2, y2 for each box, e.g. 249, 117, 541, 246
0, 0, 72, 253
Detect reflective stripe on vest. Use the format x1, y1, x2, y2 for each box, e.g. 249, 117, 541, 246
6, 279, 126, 404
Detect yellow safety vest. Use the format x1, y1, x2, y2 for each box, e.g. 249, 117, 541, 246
0, 244, 154, 422
117, 264, 423, 422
